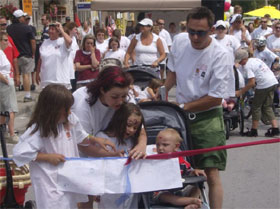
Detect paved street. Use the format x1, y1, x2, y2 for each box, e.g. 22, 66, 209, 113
1, 87, 280, 209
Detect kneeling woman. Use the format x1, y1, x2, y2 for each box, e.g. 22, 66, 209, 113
72, 66, 147, 208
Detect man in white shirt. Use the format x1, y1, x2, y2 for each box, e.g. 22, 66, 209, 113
235, 48, 279, 137
229, 14, 251, 49
267, 21, 280, 57
157, 18, 172, 49
213, 20, 241, 97
165, 7, 231, 209
251, 17, 273, 40
157, 18, 172, 80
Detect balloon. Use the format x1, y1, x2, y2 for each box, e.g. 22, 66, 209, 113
224, 11, 230, 21
224, 2, 230, 12
229, 6, 234, 15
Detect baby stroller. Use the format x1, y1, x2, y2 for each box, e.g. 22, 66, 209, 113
0, 112, 35, 209
125, 65, 160, 90
138, 101, 209, 209
223, 66, 245, 139
223, 98, 245, 139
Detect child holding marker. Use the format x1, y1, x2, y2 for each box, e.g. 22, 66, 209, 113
13, 84, 116, 209
96, 103, 144, 209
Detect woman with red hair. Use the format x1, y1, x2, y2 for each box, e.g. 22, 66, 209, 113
72, 66, 147, 208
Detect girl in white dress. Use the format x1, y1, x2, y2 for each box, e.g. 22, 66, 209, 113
96, 103, 144, 209
13, 84, 116, 209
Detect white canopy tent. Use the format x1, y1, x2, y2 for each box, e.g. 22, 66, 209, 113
91, 0, 201, 11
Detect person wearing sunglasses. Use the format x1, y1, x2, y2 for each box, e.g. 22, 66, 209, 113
267, 21, 280, 57
124, 18, 166, 72
156, 18, 172, 80
251, 17, 273, 41
165, 7, 232, 209
0, 16, 20, 87
7, 9, 36, 103
212, 20, 241, 99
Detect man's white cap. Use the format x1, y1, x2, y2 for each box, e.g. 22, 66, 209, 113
214, 20, 226, 28
139, 18, 153, 26
13, 9, 27, 18
229, 14, 242, 24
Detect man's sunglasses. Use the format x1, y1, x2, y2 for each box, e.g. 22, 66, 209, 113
216, 26, 226, 30
187, 28, 209, 37
0, 23, 7, 26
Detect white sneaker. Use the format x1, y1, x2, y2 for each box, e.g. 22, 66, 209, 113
6, 134, 19, 144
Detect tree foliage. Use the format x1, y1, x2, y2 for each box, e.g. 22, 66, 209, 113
0, 4, 17, 20
232, 0, 280, 13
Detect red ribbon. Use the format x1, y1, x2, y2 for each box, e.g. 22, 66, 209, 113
125, 138, 280, 165
146, 138, 280, 160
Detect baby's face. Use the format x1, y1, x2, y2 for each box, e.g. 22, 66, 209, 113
156, 132, 179, 154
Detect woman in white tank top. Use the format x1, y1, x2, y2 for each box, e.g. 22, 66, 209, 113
124, 18, 166, 68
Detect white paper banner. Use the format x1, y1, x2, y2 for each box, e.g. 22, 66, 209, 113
57, 158, 182, 195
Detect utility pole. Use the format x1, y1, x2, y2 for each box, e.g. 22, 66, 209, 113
265, 0, 268, 5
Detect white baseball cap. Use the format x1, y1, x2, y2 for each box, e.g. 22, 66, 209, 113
13, 9, 27, 18
139, 18, 153, 27
230, 14, 242, 24
214, 20, 227, 28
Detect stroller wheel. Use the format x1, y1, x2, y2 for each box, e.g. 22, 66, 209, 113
24, 200, 36, 209
224, 120, 230, 140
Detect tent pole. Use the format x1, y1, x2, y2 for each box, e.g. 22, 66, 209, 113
99, 11, 102, 27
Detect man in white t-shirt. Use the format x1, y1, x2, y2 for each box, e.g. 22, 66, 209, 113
267, 21, 280, 57
213, 20, 241, 97
157, 19, 172, 49
235, 48, 279, 137
229, 14, 251, 48
152, 25, 169, 80
251, 17, 273, 40
157, 18, 172, 80
165, 7, 231, 209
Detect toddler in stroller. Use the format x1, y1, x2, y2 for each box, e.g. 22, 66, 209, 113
125, 66, 162, 103
139, 101, 208, 209
138, 78, 163, 103
152, 128, 206, 209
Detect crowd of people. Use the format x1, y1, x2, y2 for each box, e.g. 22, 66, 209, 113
0, 4, 279, 209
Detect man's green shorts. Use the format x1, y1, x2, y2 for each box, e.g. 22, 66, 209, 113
189, 107, 227, 171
